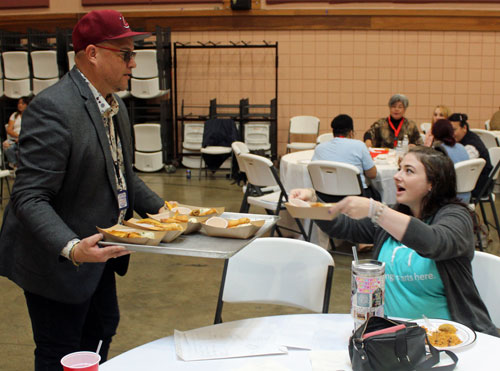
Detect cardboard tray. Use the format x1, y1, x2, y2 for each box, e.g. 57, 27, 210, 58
200, 219, 265, 239
97, 224, 166, 246
147, 211, 208, 235
285, 202, 338, 221
123, 218, 186, 243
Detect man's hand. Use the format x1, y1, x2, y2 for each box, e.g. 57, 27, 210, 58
72, 233, 130, 263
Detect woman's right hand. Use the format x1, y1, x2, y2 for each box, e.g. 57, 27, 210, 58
289, 188, 315, 201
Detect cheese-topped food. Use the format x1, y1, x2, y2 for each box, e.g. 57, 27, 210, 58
190, 207, 217, 216
135, 218, 183, 231
108, 230, 155, 239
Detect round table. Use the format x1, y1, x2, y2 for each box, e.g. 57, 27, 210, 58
280, 150, 399, 205
100, 313, 500, 370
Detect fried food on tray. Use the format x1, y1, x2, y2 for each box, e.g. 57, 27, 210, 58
190, 208, 217, 217
422, 324, 462, 347
135, 218, 183, 231
160, 213, 189, 223
227, 217, 251, 228
310, 202, 327, 207
108, 230, 153, 239
164, 200, 178, 210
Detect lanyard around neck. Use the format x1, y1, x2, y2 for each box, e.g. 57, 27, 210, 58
388, 116, 404, 147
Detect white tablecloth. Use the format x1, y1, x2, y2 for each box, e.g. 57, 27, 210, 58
100, 313, 500, 370
280, 150, 398, 205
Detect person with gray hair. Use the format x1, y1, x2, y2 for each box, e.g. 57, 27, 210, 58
364, 94, 423, 148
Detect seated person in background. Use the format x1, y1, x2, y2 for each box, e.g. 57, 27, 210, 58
364, 94, 422, 149
313, 114, 380, 201
430, 119, 470, 202
488, 107, 500, 130
449, 113, 493, 198
2, 96, 32, 168
424, 104, 451, 146
291, 146, 498, 336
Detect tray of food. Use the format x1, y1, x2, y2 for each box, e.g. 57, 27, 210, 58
285, 198, 338, 220
98, 212, 279, 259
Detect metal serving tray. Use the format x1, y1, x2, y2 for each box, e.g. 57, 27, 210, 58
99, 212, 279, 259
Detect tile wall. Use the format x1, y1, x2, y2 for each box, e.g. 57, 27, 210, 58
173, 29, 500, 155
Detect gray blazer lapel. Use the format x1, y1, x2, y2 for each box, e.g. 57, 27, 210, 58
69, 69, 118, 199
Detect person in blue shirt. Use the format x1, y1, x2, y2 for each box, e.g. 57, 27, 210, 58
312, 114, 380, 201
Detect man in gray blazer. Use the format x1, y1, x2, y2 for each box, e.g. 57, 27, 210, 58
0, 10, 166, 370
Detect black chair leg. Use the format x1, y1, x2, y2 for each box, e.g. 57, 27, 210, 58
489, 197, 500, 241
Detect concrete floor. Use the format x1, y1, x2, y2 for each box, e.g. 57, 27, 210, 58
0, 170, 498, 370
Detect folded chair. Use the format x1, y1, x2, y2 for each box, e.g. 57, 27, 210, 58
286, 116, 320, 153
238, 153, 309, 240
214, 237, 334, 324
307, 160, 363, 254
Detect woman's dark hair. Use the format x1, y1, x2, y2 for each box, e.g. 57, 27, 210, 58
431, 119, 456, 146
396, 146, 460, 220
14, 95, 33, 119
448, 113, 469, 130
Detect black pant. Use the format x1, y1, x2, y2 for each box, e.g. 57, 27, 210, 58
24, 264, 119, 371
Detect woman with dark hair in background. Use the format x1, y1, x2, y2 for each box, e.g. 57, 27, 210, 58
449, 113, 492, 198
2, 96, 32, 168
291, 146, 497, 336
430, 118, 470, 202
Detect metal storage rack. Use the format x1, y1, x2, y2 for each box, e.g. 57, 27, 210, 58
173, 41, 278, 164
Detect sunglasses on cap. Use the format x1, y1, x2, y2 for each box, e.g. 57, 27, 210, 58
95, 45, 137, 63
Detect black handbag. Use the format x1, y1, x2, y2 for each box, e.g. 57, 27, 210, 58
349, 317, 458, 371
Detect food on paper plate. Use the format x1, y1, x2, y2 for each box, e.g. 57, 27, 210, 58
164, 200, 179, 210
135, 218, 184, 231
190, 207, 218, 217
160, 213, 190, 223
310, 202, 328, 207
108, 230, 155, 239
227, 217, 251, 228
422, 324, 462, 347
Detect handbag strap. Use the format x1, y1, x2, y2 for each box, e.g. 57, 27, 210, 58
415, 342, 458, 371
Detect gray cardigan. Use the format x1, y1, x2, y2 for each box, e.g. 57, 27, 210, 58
316, 203, 498, 336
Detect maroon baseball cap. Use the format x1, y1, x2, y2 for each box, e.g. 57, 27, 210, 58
72, 9, 150, 53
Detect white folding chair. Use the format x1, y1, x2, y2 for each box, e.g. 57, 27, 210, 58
316, 132, 333, 144
32, 78, 58, 95
31, 50, 59, 79
244, 122, 271, 151
473, 147, 500, 242
470, 129, 500, 149
2, 51, 31, 98
455, 158, 486, 250
238, 153, 309, 239
307, 160, 363, 254
420, 122, 432, 134
214, 237, 334, 324
133, 123, 163, 172
485, 120, 491, 130
132, 50, 158, 79
286, 116, 320, 153
231, 141, 250, 174
471, 251, 500, 327
181, 123, 204, 169
130, 77, 168, 99
67, 51, 75, 70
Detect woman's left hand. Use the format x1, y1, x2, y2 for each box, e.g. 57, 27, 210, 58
329, 196, 371, 219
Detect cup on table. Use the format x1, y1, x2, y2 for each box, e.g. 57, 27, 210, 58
61, 351, 101, 371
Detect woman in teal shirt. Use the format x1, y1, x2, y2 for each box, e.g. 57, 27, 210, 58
291, 146, 498, 336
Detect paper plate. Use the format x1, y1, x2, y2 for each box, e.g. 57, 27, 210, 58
123, 218, 185, 243
201, 219, 265, 239
97, 225, 166, 246
414, 318, 477, 350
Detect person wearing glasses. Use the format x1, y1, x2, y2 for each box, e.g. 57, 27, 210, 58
0, 10, 168, 370
363, 94, 423, 149
449, 113, 493, 198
